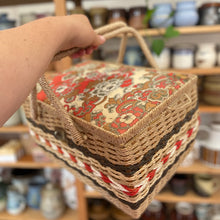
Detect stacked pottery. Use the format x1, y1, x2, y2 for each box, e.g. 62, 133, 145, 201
40, 183, 65, 220
150, 3, 173, 28
174, 1, 199, 26
203, 76, 220, 105
195, 43, 217, 68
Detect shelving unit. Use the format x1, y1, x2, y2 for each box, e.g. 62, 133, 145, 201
0, 208, 78, 220
139, 25, 220, 36
1, 0, 220, 220
0, 154, 60, 169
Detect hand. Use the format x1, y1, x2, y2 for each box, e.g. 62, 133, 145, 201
57, 15, 105, 55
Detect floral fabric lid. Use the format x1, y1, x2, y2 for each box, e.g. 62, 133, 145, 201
37, 61, 191, 135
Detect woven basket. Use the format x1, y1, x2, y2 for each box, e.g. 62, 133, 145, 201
23, 22, 199, 218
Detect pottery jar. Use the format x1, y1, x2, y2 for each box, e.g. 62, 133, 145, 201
172, 202, 197, 220
195, 203, 211, 220
172, 44, 195, 69
128, 7, 147, 29
141, 200, 166, 220
203, 76, 220, 105
174, 1, 199, 26
108, 8, 127, 24
27, 176, 46, 209
6, 185, 26, 215
193, 174, 220, 197
152, 47, 171, 69
195, 43, 217, 68
150, 3, 174, 28
89, 7, 108, 28
199, 3, 220, 25
170, 174, 188, 196
124, 46, 144, 66
0, 13, 15, 30
40, 183, 65, 220
199, 122, 220, 167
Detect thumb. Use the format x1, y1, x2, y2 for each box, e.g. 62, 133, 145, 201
93, 35, 106, 47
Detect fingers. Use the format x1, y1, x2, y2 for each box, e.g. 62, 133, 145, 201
92, 35, 106, 47
70, 45, 98, 59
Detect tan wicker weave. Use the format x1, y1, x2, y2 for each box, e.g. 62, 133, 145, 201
23, 22, 199, 218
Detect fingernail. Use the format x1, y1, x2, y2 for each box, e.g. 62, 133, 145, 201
98, 35, 106, 43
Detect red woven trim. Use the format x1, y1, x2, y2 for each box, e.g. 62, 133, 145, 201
30, 118, 199, 197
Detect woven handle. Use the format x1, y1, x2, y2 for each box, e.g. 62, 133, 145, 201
30, 22, 158, 145
53, 22, 158, 68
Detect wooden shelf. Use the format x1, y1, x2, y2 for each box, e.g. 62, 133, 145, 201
0, 0, 52, 6
0, 125, 29, 134
199, 104, 220, 113
0, 155, 60, 169
176, 160, 220, 175
156, 189, 220, 204
85, 189, 220, 204
139, 25, 220, 36
167, 67, 220, 75
0, 208, 78, 220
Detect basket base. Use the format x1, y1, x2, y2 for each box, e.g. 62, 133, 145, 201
38, 140, 195, 219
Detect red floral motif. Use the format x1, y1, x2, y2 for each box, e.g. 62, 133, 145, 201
37, 61, 190, 135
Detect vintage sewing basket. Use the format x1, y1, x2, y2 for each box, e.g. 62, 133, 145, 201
23, 22, 199, 218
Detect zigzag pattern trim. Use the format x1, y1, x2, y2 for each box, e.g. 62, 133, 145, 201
30, 118, 199, 197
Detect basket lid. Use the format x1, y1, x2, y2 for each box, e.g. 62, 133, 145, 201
37, 60, 195, 140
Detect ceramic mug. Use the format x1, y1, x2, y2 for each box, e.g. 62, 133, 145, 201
6, 185, 26, 215
152, 48, 171, 69
193, 174, 220, 197
195, 43, 217, 68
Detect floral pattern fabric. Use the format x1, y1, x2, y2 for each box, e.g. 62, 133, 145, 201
37, 61, 190, 135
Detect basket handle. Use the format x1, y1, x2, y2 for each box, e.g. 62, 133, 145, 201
30, 22, 158, 145
53, 22, 158, 68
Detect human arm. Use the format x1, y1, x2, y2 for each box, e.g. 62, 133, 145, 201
0, 15, 105, 126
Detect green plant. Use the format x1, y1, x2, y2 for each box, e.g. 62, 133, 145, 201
144, 4, 179, 55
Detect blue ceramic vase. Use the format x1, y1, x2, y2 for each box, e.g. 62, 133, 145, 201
150, 3, 174, 28
174, 1, 199, 26
123, 46, 144, 66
